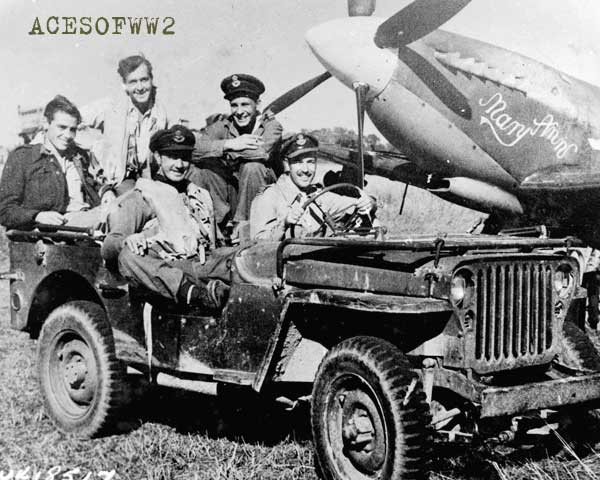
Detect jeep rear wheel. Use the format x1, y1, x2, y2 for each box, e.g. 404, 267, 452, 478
311, 336, 430, 480
37, 301, 125, 437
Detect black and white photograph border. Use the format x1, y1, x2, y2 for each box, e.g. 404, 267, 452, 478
2, 1, 600, 479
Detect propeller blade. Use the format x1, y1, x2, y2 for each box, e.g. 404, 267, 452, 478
374, 0, 471, 48
348, 0, 376, 16
398, 45, 471, 119
263, 71, 332, 116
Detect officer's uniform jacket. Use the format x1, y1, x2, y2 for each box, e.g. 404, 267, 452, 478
192, 113, 283, 169
101, 178, 214, 263
0, 143, 101, 230
250, 174, 359, 241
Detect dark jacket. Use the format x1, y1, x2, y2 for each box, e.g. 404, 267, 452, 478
0, 144, 101, 230
192, 113, 283, 169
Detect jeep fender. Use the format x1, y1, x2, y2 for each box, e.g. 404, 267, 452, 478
252, 288, 451, 391
21, 270, 103, 338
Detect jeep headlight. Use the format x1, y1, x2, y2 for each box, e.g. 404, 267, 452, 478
450, 269, 473, 307
554, 263, 575, 299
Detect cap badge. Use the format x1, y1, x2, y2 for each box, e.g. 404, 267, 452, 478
173, 130, 185, 143
231, 75, 241, 87
296, 134, 306, 146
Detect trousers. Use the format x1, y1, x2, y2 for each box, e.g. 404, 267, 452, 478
188, 160, 276, 225
118, 245, 239, 302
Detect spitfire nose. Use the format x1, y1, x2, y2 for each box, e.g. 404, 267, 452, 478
306, 17, 396, 98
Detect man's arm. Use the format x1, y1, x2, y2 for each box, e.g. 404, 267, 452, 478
0, 149, 40, 230
78, 98, 111, 131
192, 122, 230, 160
250, 188, 291, 241
193, 117, 283, 164
228, 117, 283, 163
320, 190, 376, 222
101, 190, 153, 262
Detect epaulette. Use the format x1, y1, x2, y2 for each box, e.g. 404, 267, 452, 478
10, 143, 40, 160
256, 183, 272, 196
262, 111, 276, 122
12, 143, 34, 152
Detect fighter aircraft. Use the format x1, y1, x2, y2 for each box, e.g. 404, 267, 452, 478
265, 0, 600, 246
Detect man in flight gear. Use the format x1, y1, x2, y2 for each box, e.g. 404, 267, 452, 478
101, 125, 229, 309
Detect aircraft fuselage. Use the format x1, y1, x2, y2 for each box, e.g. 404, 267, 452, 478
307, 18, 600, 242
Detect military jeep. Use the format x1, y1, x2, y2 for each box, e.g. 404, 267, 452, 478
5, 221, 600, 480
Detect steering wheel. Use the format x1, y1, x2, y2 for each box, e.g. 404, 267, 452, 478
289, 182, 367, 238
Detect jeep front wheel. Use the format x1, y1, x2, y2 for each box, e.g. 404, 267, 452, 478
37, 300, 125, 437
311, 336, 430, 480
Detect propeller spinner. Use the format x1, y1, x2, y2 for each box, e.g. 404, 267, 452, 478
265, 0, 473, 187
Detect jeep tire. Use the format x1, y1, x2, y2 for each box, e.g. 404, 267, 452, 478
37, 300, 125, 437
558, 321, 600, 371
311, 336, 430, 480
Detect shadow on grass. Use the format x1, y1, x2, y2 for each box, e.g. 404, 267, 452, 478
116, 373, 600, 478
430, 409, 600, 479
118, 375, 313, 446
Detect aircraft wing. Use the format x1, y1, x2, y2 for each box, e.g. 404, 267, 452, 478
318, 143, 432, 189
520, 164, 600, 191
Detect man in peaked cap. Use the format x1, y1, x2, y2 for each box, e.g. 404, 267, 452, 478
189, 73, 283, 237
102, 125, 231, 310
250, 133, 375, 241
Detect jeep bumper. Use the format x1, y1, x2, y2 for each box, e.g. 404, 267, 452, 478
481, 373, 600, 418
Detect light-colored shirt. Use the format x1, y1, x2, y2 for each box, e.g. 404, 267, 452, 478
43, 138, 89, 212
125, 99, 161, 174
79, 95, 169, 186
250, 174, 359, 241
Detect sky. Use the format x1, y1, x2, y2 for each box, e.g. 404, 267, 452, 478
0, 0, 599, 147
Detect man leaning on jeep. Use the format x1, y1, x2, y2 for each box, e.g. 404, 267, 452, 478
0, 95, 104, 231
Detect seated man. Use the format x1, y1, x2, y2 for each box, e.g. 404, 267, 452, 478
0, 95, 104, 230
190, 74, 283, 234
250, 133, 375, 240
101, 125, 228, 309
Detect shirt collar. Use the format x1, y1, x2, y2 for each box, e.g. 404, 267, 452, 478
278, 174, 305, 204
41, 136, 64, 161
224, 111, 263, 136
40, 136, 80, 163
127, 96, 156, 119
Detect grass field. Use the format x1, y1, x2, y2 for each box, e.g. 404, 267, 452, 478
3, 305, 600, 479
316, 161, 487, 236
2, 182, 600, 479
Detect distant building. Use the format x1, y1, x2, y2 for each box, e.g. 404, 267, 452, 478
17, 105, 44, 144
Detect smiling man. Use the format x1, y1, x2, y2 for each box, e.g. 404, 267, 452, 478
250, 133, 374, 241
80, 54, 169, 195
101, 125, 230, 310
190, 74, 283, 235
0, 95, 102, 230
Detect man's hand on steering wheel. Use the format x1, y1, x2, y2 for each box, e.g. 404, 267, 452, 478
355, 192, 375, 215
289, 183, 374, 237
285, 200, 305, 227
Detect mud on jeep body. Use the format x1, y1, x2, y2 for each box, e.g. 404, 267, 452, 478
5, 228, 600, 480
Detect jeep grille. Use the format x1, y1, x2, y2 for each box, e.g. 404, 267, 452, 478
473, 262, 555, 370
